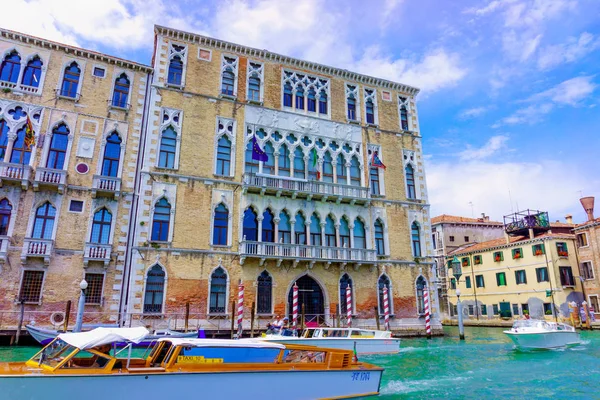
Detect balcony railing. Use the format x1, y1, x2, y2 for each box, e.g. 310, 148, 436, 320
84, 243, 112, 267
0, 162, 32, 189
33, 167, 67, 193
239, 240, 377, 267
92, 175, 121, 199
0, 235, 9, 263
21, 238, 53, 265
242, 173, 370, 205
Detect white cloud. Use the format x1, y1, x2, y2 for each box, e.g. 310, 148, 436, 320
537, 32, 600, 70
381, 0, 405, 29
459, 106, 489, 119
464, 0, 518, 16
458, 135, 509, 160
502, 31, 543, 61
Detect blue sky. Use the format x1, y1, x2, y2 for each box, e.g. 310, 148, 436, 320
7, 0, 600, 222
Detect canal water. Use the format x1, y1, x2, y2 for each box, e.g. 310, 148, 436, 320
1, 326, 598, 399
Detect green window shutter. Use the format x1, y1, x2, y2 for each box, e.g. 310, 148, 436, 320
541, 243, 545, 253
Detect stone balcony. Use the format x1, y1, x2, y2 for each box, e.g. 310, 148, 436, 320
0, 235, 10, 264
91, 175, 121, 199
239, 240, 377, 269
33, 167, 67, 194
21, 238, 53, 265
83, 243, 112, 267
242, 173, 370, 205
0, 162, 32, 189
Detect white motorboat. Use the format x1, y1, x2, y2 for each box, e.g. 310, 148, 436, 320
503, 320, 581, 349
263, 327, 400, 355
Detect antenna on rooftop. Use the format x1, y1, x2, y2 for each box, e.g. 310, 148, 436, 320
508, 188, 514, 214
468, 202, 474, 217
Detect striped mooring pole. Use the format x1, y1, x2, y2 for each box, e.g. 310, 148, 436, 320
346, 284, 352, 328
237, 283, 244, 338
424, 288, 432, 339
292, 282, 299, 331
383, 286, 390, 331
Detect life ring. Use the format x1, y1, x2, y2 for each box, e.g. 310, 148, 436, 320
50, 311, 65, 326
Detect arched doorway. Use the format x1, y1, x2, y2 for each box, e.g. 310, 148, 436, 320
288, 275, 325, 325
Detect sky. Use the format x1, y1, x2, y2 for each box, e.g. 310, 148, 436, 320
4, 0, 600, 223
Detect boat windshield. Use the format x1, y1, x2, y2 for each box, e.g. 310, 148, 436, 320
33, 339, 77, 368
266, 328, 297, 337
511, 320, 547, 329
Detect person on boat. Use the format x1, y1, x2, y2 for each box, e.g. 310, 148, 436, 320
523, 311, 530, 320
268, 315, 282, 331
281, 317, 290, 329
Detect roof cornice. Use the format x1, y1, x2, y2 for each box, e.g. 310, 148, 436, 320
0, 28, 153, 73
154, 25, 420, 97
447, 234, 576, 257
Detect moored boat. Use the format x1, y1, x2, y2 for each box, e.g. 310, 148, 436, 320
263, 327, 400, 355
2, 327, 383, 399
503, 320, 581, 350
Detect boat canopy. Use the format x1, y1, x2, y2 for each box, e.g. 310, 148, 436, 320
159, 338, 286, 349
57, 327, 149, 350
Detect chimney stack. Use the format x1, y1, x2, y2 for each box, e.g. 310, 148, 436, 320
580, 197, 595, 222
481, 213, 490, 222
565, 214, 573, 224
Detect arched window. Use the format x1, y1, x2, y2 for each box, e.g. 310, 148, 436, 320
21, 56, 42, 87
310, 214, 322, 246
319, 91, 328, 115
90, 208, 112, 244
325, 215, 336, 247
10, 127, 31, 165
283, 82, 293, 107
60, 62, 80, 98
307, 88, 316, 112
0, 51, 21, 83
46, 123, 69, 169
0, 119, 9, 160
322, 152, 333, 183
278, 211, 291, 243
167, 55, 183, 86
245, 141, 259, 174
406, 164, 416, 199
32, 202, 56, 239
353, 218, 366, 249
248, 75, 261, 102
336, 154, 347, 184
151, 198, 171, 242
158, 126, 177, 169
295, 213, 306, 245
242, 208, 258, 241
412, 222, 421, 257
263, 142, 275, 175
143, 265, 165, 313
293, 147, 305, 179
365, 98, 375, 124
400, 105, 409, 130
112, 73, 130, 108
340, 273, 353, 315
279, 143, 290, 177
339, 217, 350, 248
308, 148, 318, 181
378, 274, 392, 314
256, 270, 272, 314
212, 203, 228, 245
262, 209, 275, 243
215, 135, 231, 175
295, 85, 305, 110
209, 267, 227, 313
416, 276, 427, 315
221, 69, 235, 96
370, 165, 381, 195
347, 92, 357, 120
375, 219, 385, 255
0, 199, 12, 235
349, 156, 361, 186
101, 132, 122, 177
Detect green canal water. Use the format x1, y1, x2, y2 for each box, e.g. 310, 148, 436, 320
0, 326, 598, 399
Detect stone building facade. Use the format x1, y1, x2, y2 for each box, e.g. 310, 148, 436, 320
0, 28, 151, 330
120, 25, 439, 334
573, 197, 600, 317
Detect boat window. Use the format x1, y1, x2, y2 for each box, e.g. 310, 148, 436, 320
351, 330, 375, 338
34, 339, 77, 368
283, 349, 325, 363
151, 342, 173, 366
161, 345, 179, 367
61, 350, 111, 369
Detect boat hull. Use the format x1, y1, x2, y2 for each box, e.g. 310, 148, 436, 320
0, 369, 382, 400
264, 337, 400, 354
504, 331, 581, 349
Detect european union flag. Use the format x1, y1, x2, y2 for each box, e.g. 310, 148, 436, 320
252, 135, 268, 162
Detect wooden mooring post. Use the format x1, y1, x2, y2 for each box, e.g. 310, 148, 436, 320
63, 300, 72, 332
250, 301, 255, 338
230, 301, 236, 339
301, 304, 305, 330
184, 302, 190, 332
14, 300, 25, 346
374, 306, 380, 331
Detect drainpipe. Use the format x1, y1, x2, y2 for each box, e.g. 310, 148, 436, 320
469, 253, 479, 320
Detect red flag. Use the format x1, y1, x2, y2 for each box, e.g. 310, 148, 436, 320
371, 151, 386, 169
24, 116, 35, 149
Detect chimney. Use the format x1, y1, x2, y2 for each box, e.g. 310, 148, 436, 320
565, 214, 573, 224
481, 213, 490, 222
580, 197, 595, 221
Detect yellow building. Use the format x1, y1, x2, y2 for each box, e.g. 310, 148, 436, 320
0, 28, 151, 330
446, 211, 583, 321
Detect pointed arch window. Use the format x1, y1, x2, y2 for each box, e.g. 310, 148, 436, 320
21, 56, 42, 87
406, 164, 416, 199
319, 91, 328, 115
293, 147, 305, 179
151, 198, 171, 242
216, 135, 231, 175
370, 166, 381, 195
278, 211, 291, 243
347, 91, 357, 120
262, 209, 275, 243
0, 51, 21, 83
283, 82, 293, 107
325, 215, 336, 247
32, 202, 56, 239
245, 141, 259, 174
416, 276, 427, 315
353, 219, 366, 249
112, 73, 130, 108
310, 214, 322, 246
0, 119, 9, 160
412, 222, 421, 257
295, 213, 307, 245
221, 69, 235, 96
102, 132, 122, 177
212, 204, 228, 245
10, 127, 32, 165
242, 208, 258, 241
322, 152, 334, 183
339, 218, 350, 248
375, 220, 385, 255
90, 208, 112, 244
365, 98, 375, 124
248, 75, 261, 102
349, 156, 361, 186
0, 199, 12, 235
400, 105, 409, 130
144, 265, 165, 314
263, 142, 275, 175
378, 274, 392, 314
307, 88, 316, 112
167, 55, 183, 86
308, 148, 318, 181
279, 143, 291, 177
295, 85, 305, 110
209, 267, 227, 313
340, 273, 353, 315
158, 126, 177, 169
257, 271, 272, 314
47, 123, 69, 169
336, 154, 347, 184
60, 62, 80, 98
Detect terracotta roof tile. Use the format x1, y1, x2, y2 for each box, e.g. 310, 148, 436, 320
431, 214, 503, 225
448, 232, 575, 256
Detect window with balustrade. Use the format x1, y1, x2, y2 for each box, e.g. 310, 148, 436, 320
263, 142, 275, 175
209, 267, 228, 313
322, 152, 334, 183
349, 156, 361, 186
101, 132, 122, 177
46, 123, 69, 169
293, 147, 305, 179
21, 56, 42, 88
278, 211, 291, 244
244, 141, 260, 174
0, 119, 8, 160
243, 208, 258, 241
0, 51, 21, 83
212, 203, 229, 246
310, 214, 322, 246
32, 202, 56, 239
325, 215, 336, 247
295, 213, 307, 245
353, 218, 366, 249
262, 209, 275, 243
278, 144, 291, 177
151, 198, 171, 242
10, 126, 32, 165
90, 208, 112, 244
143, 265, 165, 314
257, 270, 272, 314
339, 217, 350, 248
336, 153, 347, 184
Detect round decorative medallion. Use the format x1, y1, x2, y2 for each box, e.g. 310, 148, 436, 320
76, 163, 89, 174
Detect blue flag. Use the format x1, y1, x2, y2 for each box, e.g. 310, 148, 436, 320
252, 135, 268, 162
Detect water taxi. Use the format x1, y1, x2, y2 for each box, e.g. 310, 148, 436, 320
263, 327, 400, 355
504, 320, 581, 350
1, 327, 383, 399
